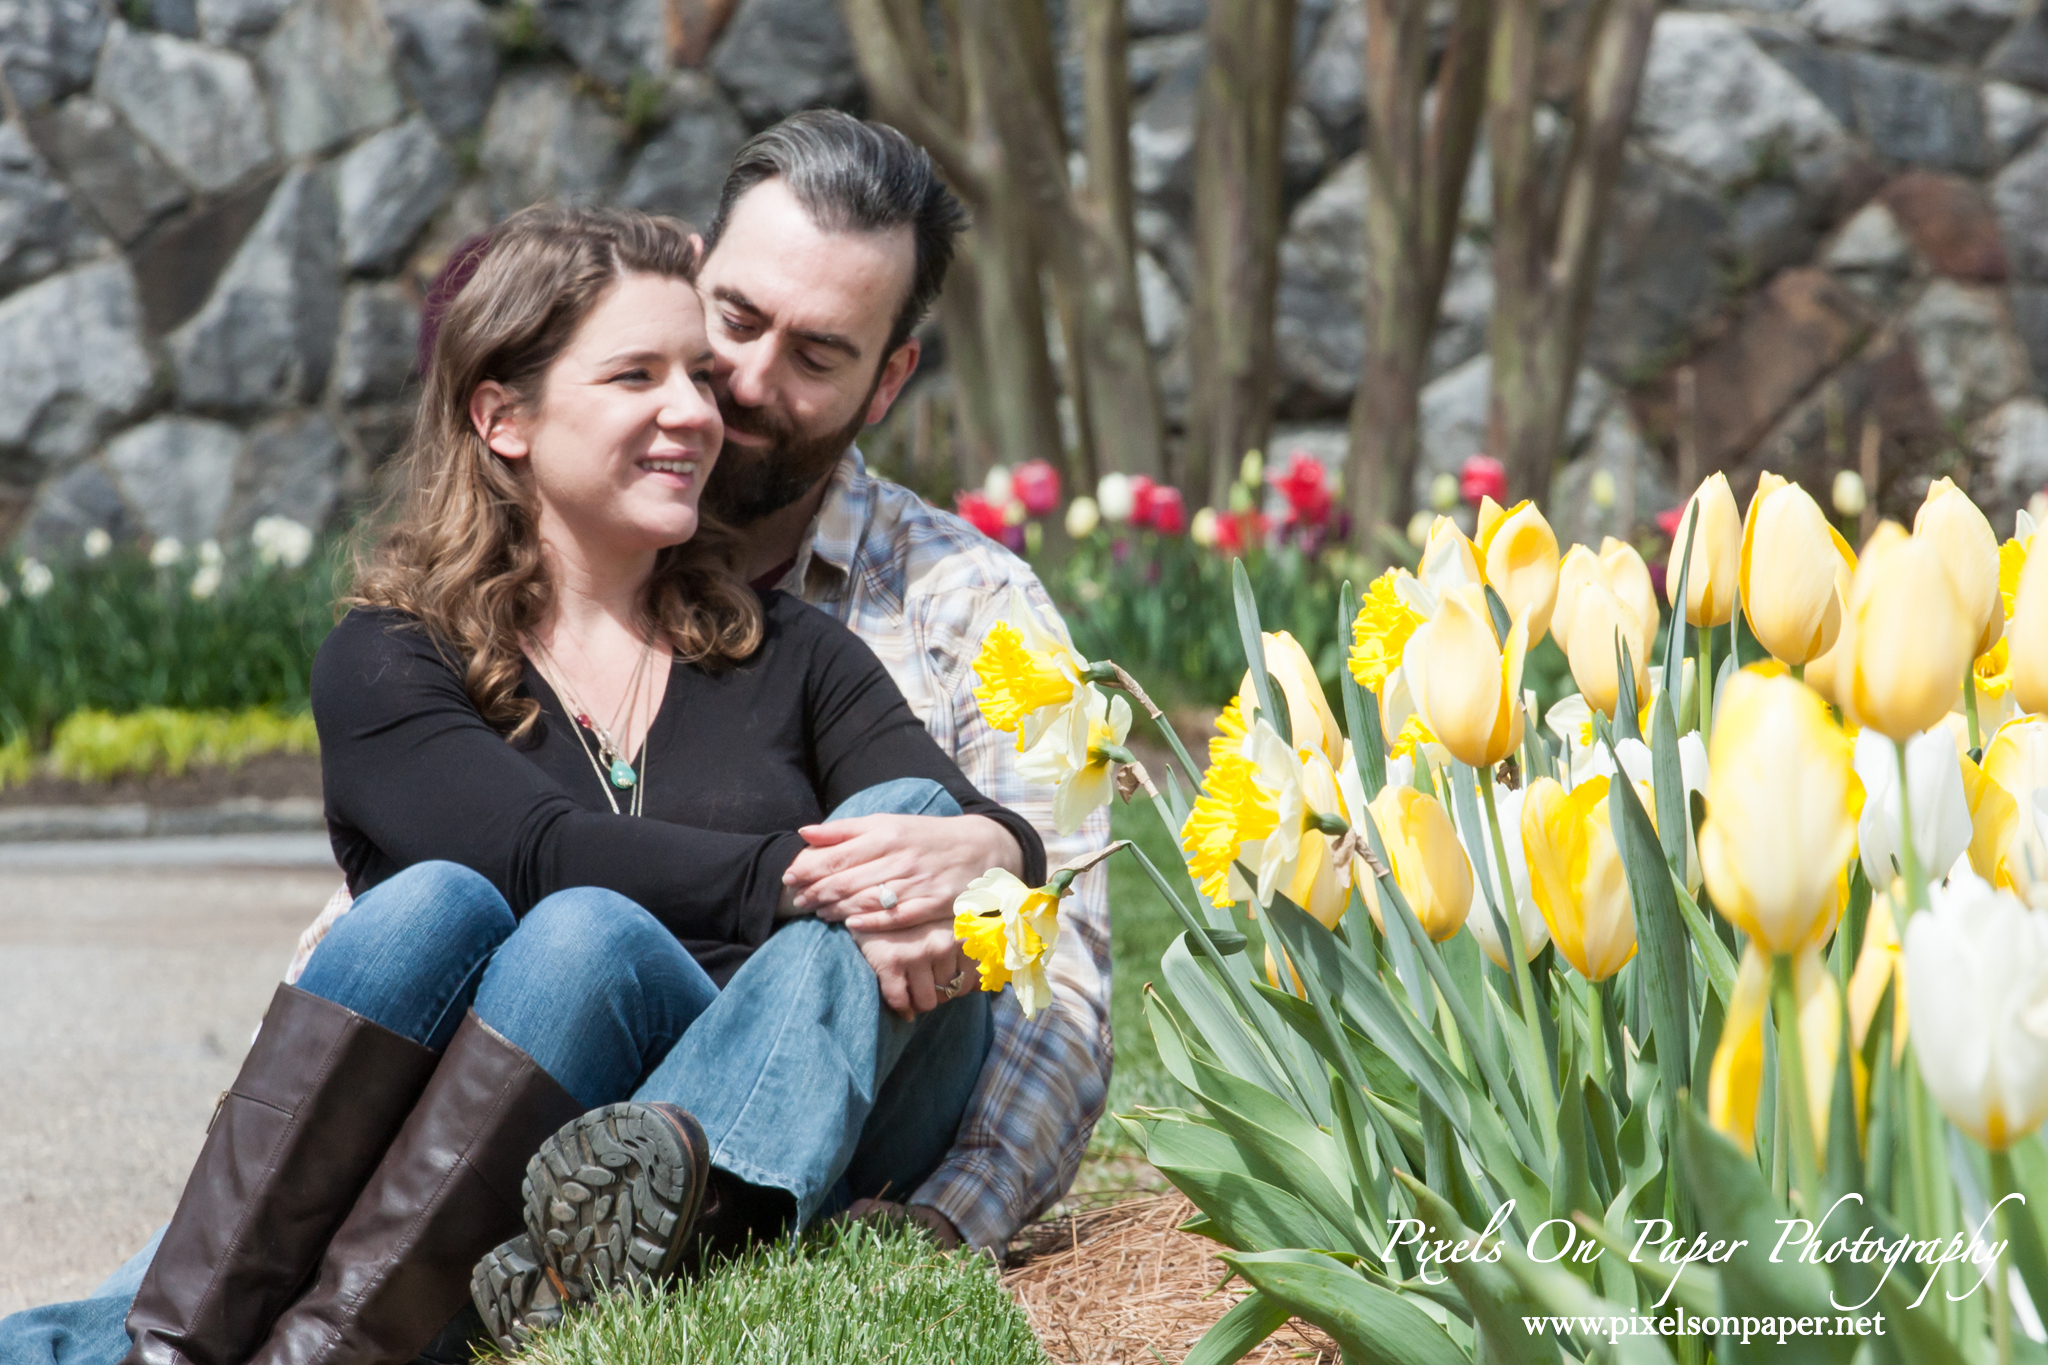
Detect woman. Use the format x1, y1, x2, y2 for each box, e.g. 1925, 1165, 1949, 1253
112, 204, 1040, 1365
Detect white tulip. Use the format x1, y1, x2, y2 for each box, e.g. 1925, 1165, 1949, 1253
1906, 874, 2048, 1150
1585, 731, 1710, 888
81, 528, 111, 559
983, 465, 1014, 505
197, 538, 223, 568
1465, 782, 1549, 967
1063, 495, 1101, 539
1096, 473, 1135, 523
1854, 728, 1972, 887
18, 558, 52, 599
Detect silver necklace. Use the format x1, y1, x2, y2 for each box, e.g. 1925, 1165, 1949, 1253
533, 631, 656, 817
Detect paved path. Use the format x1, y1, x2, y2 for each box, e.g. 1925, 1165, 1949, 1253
0, 838, 339, 1314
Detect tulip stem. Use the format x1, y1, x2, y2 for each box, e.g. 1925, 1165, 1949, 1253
1479, 777, 1548, 1067
1697, 622, 1716, 744
1996, 1183, 2015, 1365
1772, 954, 1822, 1212
1895, 741, 1928, 915
1965, 674, 1985, 756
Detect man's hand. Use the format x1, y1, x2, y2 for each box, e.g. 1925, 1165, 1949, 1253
784, 813, 1023, 931
839, 1198, 963, 1251
851, 919, 980, 1018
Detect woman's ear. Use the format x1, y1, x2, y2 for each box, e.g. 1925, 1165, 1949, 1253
470, 381, 529, 460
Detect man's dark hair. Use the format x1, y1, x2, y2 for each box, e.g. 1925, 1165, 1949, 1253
702, 110, 968, 359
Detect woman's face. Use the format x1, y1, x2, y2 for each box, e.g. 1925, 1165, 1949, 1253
476, 273, 723, 560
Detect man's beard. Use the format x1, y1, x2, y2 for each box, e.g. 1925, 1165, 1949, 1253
702, 379, 880, 527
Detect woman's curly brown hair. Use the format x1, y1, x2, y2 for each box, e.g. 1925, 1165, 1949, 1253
350, 203, 762, 740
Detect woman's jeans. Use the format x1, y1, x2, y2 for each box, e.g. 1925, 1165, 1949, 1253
0, 778, 992, 1365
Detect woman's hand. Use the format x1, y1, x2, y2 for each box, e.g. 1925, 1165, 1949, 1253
851, 921, 981, 1018
784, 813, 1023, 932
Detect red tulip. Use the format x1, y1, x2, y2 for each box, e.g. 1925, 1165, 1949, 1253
1655, 504, 1686, 536
1127, 475, 1158, 529
1458, 455, 1507, 506
955, 491, 1007, 540
1213, 509, 1268, 556
1146, 485, 1187, 536
1276, 452, 1333, 526
1012, 459, 1061, 517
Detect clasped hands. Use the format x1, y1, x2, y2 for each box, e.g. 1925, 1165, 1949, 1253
780, 812, 1022, 1018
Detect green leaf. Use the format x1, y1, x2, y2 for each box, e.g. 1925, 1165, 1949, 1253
1219, 1249, 1471, 1365
1183, 1290, 1292, 1365
1143, 987, 1198, 1093
1183, 928, 1249, 958
1155, 1164, 1351, 1254
1161, 937, 1294, 1101
1252, 979, 1419, 1109
1995, 1146, 2048, 1339
1341, 619, 1387, 803
1233, 559, 1286, 746
1614, 634, 1643, 744
1649, 689, 1687, 877
1673, 876, 1738, 1008
1485, 583, 1513, 644
1491, 1226, 1682, 1365
1401, 1175, 1562, 1365
1664, 502, 1701, 698
1605, 756, 1693, 1123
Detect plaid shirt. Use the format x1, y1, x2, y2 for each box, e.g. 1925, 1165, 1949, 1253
767, 450, 1113, 1250
288, 449, 1113, 1251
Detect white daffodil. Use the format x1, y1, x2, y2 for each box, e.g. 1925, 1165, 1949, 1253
148, 537, 183, 568
1905, 873, 2048, 1150
953, 868, 1064, 1017
18, 558, 52, 599
189, 563, 223, 600
251, 515, 315, 569
81, 528, 111, 559
1854, 728, 1972, 887
1018, 684, 1133, 836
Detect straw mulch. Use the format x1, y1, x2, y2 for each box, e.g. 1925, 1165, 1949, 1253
1002, 1194, 1339, 1363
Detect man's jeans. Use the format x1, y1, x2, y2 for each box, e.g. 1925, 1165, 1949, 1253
0, 778, 991, 1365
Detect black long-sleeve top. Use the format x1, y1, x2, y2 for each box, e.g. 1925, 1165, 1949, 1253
311, 595, 1045, 983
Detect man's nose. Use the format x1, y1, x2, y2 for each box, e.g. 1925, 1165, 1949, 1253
722, 341, 778, 409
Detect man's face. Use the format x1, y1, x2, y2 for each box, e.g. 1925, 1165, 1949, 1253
695, 178, 921, 526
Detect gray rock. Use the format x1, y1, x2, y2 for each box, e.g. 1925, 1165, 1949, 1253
1584, 149, 1731, 381
1297, 0, 1363, 143
1728, 181, 1817, 277
1127, 0, 1208, 37
169, 166, 341, 410
1904, 278, 2032, 421
94, 22, 274, 193
1283, 103, 1331, 195
103, 417, 243, 544
28, 96, 187, 242
1129, 42, 1201, 200
1799, 0, 2020, 62
1431, 235, 1492, 377
259, 0, 404, 158
1416, 354, 1608, 505
1822, 198, 1918, 306
1129, 32, 1205, 94
0, 259, 153, 473
538, 0, 667, 91
2011, 283, 2048, 386
131, 172, 278, 336
196, 0, 289, 42
17, 458, 143, 558
230, 410, 343, 532
0, 0, 109, 111
480, 69, 624, 215
1747, 25, 1858, 129
1634, 13, 1853, 197
1994, 135, 2048, 280
1135, 248, 1185, 351
0, 121, 101, 293
381, 0, 496, 138
1846, 53, 1989, 173
146, 0, 196, 36
337, 115, 454, 274
333, 281, 418, 402
1275, 153, 1365, 412
617, 74, 748, 229
708, 0, 859, 125
1969, 396, 2048, 516
1989, 6, 2048, 94
1548, 407, 1672, 547
1986, 80, 2048, 162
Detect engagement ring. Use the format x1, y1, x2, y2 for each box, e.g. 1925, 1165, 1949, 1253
876, 883, 898, 910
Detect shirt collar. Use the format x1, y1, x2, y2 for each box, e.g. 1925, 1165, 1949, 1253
784, 446, 869, 597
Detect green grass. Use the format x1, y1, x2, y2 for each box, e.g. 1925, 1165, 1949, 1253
508, 1221, 1046, 1365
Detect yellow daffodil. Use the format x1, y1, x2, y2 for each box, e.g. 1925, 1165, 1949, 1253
1242, 630, 1342, 766
1348, 569, 1425, 695
1181, 714, 1351, 923
1666, 472, 1742, 627
1916, 477, 2004, 659
1904, 874, 2048, 1150
1476, 496, 1561, 645
1404, 584, 1529, 770
972, 588, 1088, 752
1522, 775, 1637, 981
953, 868, 1064, 1016
1741, 472, 1855, 666
1356, 784, 1472, 942
1018, 685, 1133, 836
1709, 944, 1848, 1157
1837, 523, 1975, 742
1698, 671, 1856, 954
2010, 531, 2048, 715
1564, 579, 1653, 720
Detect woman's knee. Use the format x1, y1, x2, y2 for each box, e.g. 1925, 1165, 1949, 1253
826, 777, 962, 821
350, 861, 513, 947
509, 887, 674, 967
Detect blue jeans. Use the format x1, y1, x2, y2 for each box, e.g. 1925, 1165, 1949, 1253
0, 778, 992, 1365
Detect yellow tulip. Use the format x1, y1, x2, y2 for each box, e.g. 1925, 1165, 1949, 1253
1984, 717, 2048, 887
1600, 537, 1660, 648
1419, 515, 1482, 599
1242, 630, 1342, 766
1665, 472, 1742, 627
1358, 784, 1473, 942
1848, 886, 1905, 1056
1565, 580, 1653, 719
1740, 472, 1853, 666
1837, 522, 1974, 742
1404, 584, 1529, 770
1698, 671, 1857, 954
1915, 477, 2004, 659
1551, 545, 1603, 656
1265, 943, 1307, 999
1961, 751, 2020, 883
1709, 944, 1848, 1157
1522, 776, 1637, 981
2010, 533, 2048, 715
1476, 497, 1562, 645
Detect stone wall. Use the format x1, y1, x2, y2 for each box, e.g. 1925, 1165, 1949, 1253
2, 0, 2046, 557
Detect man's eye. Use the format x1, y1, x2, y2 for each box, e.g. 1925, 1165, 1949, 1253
690, 366, 715, 387
794, 351, 829, 376
722, 313, 756, 336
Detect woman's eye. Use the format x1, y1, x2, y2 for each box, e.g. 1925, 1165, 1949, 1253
612, 369, 652, 383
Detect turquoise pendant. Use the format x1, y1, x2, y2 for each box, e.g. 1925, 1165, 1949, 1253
609, 758, 637, 789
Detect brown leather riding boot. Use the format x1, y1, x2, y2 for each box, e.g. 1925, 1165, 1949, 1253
122, 984, 441, 1365
244, 1011, 583, 1365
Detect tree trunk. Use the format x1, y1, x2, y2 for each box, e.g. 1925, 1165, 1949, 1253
1486, 0, 1660, 503
1187, 0, 1297, 509
938, 259, 999, 485
1345, 0, 1492, 538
